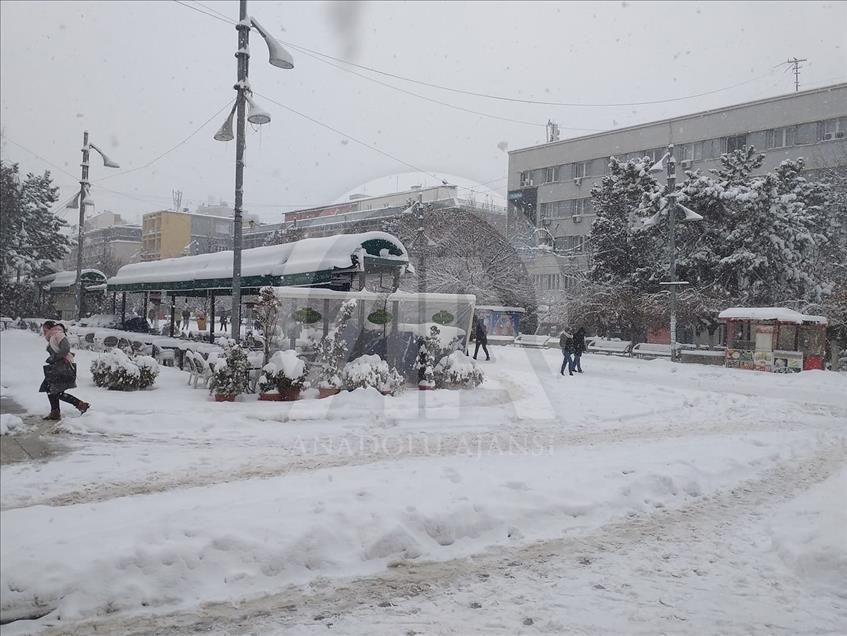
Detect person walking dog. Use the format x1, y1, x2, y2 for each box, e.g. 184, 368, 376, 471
559, 329, 575, 376
39, 321, 90, 420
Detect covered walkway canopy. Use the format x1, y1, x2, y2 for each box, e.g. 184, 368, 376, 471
107, 231, 409, 295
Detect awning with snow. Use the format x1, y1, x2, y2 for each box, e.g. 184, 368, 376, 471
106, 231, 409, 294
39, 269, 107, 290
718, 307, 827, 325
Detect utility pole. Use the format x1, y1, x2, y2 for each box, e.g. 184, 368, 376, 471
231, 0, 249, 341
785, 57, 807, 92
666, 145, 678, 360
75, 131, 90, 321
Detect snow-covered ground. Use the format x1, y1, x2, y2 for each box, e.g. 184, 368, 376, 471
0, 329, 845, 634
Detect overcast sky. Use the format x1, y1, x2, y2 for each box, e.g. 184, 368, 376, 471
1, 1, 845, 225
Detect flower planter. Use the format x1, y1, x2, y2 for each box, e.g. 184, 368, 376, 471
379, 390, 394, 397
279, 387, 301, 401
418, 384, 436, 391
214, 394, 237, 402
259, 392, 283, 401
318, 387, 341, 399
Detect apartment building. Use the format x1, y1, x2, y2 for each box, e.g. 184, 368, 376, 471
507, 82, 847, 296
64, 211, 142, 275
141, 210, 234, 261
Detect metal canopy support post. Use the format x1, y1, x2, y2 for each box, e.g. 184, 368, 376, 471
121, 292, 127, 326
143, 292, 148, 326
210, 292, 216, 344
112, 292, 117, 314
169, 294, 176, 338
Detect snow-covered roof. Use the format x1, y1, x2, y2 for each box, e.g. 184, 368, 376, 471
718, 307, 827, 325
48, 269, 107, 289
107, 232, 408, 292
475, 305, 526, 313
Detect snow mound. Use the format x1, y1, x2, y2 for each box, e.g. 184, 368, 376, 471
767, 469, 847, 590
0, 413, 25, 436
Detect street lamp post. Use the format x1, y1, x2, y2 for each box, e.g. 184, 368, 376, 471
68, 130, 120, 320
214, 0, 294, 342
644, 144, 703, 361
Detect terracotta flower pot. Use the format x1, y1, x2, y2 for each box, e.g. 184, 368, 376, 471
259, 392, 283, 401
279, 387, 301, 402
318, 387, 341, 399
214, 394, 236, 402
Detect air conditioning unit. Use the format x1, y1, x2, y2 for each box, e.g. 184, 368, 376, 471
681, 160, 692, 168
572, 214, 582, 223
573, 177, 583, 186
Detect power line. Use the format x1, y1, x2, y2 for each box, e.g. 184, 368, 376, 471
94, 99, 235, 182
190, 0, 234, 22
170, 0, 783, 110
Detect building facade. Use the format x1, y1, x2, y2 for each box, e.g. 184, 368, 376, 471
64, 211, 142, 276
507, 83, 847, 298
141, 210, 235, 261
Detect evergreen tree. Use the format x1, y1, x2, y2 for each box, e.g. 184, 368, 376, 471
0, 161, 70, 282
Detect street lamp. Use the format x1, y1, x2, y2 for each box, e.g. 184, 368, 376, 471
214, 0, 294, 341
67, 131, 120, 320
641, 144, 703, 361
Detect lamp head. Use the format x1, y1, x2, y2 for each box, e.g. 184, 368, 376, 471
251, 18, 294, 69
213, 105, 236, 141
679, 204, 704, 222
246, 95, 271, 125
89, 143, 120, 169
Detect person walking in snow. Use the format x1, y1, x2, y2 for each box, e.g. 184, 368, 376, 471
472, 316, 490, 361
559, 329, 575, 376
39, 321, 89, 420
181, 306, 191, 334
219, 306, 228, 332
572, 327, 586, 373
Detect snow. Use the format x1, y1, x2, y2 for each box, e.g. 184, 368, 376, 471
0, 329, 845, 633
107, 231, 408, 288
264, 349, 305, 380
47, 269, 105, 289
0, 413, 25, 435
718, 307, 828, 324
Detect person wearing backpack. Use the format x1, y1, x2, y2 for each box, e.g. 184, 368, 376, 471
572, 327, 586, 373
559, 329, 574, 376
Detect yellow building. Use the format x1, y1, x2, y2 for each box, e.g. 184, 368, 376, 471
141, 211, 233, 261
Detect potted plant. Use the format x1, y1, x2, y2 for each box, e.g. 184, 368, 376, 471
341, 354, 405, 396
259, 350, 306, 401
315, 299, 357, 398
209, 344, 249, 402
90, 349, 160, 391
417, 325, 442, 390
434, 351, 485, 390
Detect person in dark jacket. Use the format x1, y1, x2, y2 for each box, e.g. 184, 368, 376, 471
572, 327, 586, 373
39, 321, 89, 420
559, 329, 574, 376
472, 317, 490, 361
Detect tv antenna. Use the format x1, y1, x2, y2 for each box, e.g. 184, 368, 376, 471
172, 189, 183, 212
782, 57, 807, 92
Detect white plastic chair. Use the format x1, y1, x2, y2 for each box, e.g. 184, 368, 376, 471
184, 351, 198, 386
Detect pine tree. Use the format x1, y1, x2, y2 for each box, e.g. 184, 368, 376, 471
0, 161, 70, 282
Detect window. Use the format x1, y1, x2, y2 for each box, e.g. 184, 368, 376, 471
766, 126, 795, 149
794, 122, 816, 145
725, 134, 748, 153
694, 139, 721, 160
589, 157, 608, 176
545, 165, 561, 183
677, 143, 694, 162
572, 198, 592, 216
817, 117, 847, 141
572, 161, 589, 179
520, 171, 532, 186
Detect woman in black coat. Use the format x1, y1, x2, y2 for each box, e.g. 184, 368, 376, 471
39, 321, 90, 420
559, 330, 575, 376
572, 327, 586, 373
472, 317, 490, 361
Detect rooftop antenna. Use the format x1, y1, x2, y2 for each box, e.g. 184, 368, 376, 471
546, 119, 560, 143
782, 57, 807, 92
172, 189, 183, 212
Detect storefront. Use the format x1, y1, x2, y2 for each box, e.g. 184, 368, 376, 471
719, 307, 827, 373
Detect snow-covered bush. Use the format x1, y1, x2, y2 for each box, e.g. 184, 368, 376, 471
416, 324, 442, 388
434, 351, 484, 389
254, 286, 281, 365
341, 354, 405, 394
90, 349, 159, 391
259, 350, 306, 393
316, 299, 357, 389
1, 414, 26, 436
209, 345, 249, 397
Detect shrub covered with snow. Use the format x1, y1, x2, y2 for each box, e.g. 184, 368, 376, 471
258, 350, 306, 393
90, 349, 159, 391
434, 351, 484, 389
316, 299, 357, 389
209, 344, 249, 397
0, 413, 26, 436
341, 354, 405, 394
416, 325, 442, 388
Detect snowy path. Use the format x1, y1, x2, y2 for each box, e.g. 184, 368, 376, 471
18, 437, 846, 635
1, 330, 845, 633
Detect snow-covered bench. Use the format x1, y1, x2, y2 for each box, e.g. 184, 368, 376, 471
587, 338, 633, 357
631, 343, 672, 359
513, 334, 550, 348
680, 348, 725, 366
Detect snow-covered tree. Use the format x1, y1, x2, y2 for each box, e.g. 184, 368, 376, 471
315, 298, 357, 389
588, 156, 665, 290
677, 151, 845, 306
254, 286, 280, 365
0, 161, 70, 282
